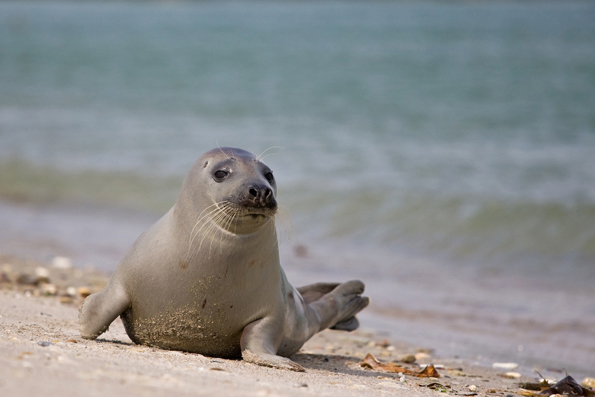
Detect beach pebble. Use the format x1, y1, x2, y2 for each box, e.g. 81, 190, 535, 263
492, 362, 519, 370
52, 256, 72, 269
37, 341, 52, 347
582, 377, 595, 388
78, 287, 92, 298
400, 354, 416, 363
40, 283, 57, 295
415, 352, 431, 360
502, 372, 521, 379
293, 245, 308, 258
35, 266, 50, 278
468, 385, 477, 392
293, 383, 308, 388
17, 274, 49, 286
66, 286, 77, 297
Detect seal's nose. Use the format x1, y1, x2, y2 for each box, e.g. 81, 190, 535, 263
245, 184, 276, 208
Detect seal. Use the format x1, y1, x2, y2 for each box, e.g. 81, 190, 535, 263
79, 147, 369, 371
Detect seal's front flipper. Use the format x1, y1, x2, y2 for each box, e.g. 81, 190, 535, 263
240, 317, 305, 372
79, 279, 129, 340
296, 282, 340, 304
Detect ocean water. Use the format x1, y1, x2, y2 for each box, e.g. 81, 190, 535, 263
1, 1, 595, 281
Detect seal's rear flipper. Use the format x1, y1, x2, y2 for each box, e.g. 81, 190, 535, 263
330, 316, 359, 332
308, 280, 370, 332
296, 282, 340, 304
79, 279, 129, 340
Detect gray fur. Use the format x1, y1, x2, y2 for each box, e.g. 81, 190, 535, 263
79, 147, 369, 371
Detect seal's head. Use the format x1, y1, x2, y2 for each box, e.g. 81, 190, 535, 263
177, 147, 278, 234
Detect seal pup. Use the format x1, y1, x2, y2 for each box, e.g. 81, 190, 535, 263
79, 147, 369, 371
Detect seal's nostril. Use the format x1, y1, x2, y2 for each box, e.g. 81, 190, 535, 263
249, 188, 258, 197
265, 188, 272, 198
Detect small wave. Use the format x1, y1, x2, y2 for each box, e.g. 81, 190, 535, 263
280, 186, 595, 277
0, 159, 180, 212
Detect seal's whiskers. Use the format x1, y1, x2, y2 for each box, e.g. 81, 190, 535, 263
187, 201, 234, 258
256, 146, 284, 162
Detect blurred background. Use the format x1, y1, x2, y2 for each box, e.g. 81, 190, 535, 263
1, 0, 594, 378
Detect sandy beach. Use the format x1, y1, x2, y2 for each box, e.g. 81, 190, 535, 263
1, 254, 593, 397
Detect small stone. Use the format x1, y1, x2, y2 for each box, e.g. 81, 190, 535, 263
40, 283, 57, 295
59, 296, 74, 304
400, 354, 416, 363
415, 347, 434, 354
293, 245, 308, 258
52, 256, 72, 269
66, 287, 77, 297
17, 274, 48, 286
502, 372, 521, 379
293, 383, 308, 388
415, 352, 431, 360
66, 339, 77, 343
37, 341, 52, 347
582, 377, 595, 388
35, 267, 50, 278
78, 287, 92, 298
468, 385, 477, 392
492, 362, 519, 370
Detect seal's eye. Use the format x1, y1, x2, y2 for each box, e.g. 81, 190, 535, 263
213, 170, 229, 182
265, 172, 274, 184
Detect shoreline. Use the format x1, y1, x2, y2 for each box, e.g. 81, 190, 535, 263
1, 254, 594, 396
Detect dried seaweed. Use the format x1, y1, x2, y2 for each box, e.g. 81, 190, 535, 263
360, 353, 440, 378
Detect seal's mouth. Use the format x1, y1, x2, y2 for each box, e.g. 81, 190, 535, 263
242, 207, 277, 219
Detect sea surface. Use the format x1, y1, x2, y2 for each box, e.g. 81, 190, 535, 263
2, 1, 594, 280
1, 1, 595, 377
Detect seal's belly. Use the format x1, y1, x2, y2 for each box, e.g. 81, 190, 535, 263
120, 279, 276, 357
120, 303, 249, 357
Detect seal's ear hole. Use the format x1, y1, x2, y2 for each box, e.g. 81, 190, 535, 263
213, 170, 229, 182
203, 161, 209, 168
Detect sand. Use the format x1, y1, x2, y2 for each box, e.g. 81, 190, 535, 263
0, 254, 571, 397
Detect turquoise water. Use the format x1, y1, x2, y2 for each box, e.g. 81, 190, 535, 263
1, 1, 595, 277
